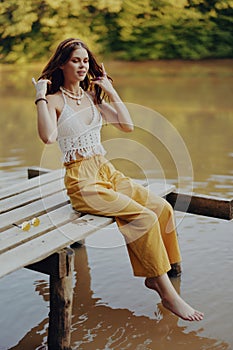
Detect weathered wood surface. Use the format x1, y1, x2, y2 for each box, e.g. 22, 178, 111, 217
47, 248, 74, 350
0, 168, 64, 200
0, 169, 174, 280
1, 167, 231, 280
0, 167, 231, 350
27, 166, 52, 179
166, 192, 233, 220
28, 248, 74, 350
0, 169, 175, 350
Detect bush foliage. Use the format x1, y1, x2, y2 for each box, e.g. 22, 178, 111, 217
0, 0, 232, 62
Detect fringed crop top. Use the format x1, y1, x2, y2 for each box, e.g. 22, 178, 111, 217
57, 92, 106, 162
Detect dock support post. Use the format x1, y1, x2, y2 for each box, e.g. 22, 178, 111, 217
48, 248, 74, 350
27, 248, 74, 350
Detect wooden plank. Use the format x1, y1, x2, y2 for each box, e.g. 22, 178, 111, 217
0, 168, 64, 200
27, 166, 51, 179
166, 192, 233, 220
0, 204, 81, 254
0, 214, 114, 279
0, 190, 69, 231
0, 177, 65, 214
147, 182, 176, 197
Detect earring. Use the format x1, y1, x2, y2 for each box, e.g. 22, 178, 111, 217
13, 217, 40, 231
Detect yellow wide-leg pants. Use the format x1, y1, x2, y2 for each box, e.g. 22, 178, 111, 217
64, 155, 181, 277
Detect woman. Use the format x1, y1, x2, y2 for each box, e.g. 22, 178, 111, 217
32, 38, 204, 321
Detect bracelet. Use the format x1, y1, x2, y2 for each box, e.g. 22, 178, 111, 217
35, 98, 48, 105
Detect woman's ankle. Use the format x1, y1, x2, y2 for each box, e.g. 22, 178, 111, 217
167, 262, 182, 278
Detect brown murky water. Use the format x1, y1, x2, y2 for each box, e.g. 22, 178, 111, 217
0, 60, 232, 349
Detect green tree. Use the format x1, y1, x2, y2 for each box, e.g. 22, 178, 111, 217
185, 0, 233, 57
0, 0, 104, 62
112, 0, 232, 59
0, 0, 232, 62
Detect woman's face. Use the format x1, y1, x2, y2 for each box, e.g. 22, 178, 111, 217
61, 47, 89, 83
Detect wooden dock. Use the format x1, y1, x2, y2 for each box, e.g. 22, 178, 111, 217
0, 167, 232, 349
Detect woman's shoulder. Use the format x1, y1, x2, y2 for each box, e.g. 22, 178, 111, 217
47, 91, 62, 102
47, 91, 63, 105
47, 91, 64, 115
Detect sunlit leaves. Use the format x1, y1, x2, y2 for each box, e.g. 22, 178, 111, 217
0, 0, 232, 62
0, 0, 37, 38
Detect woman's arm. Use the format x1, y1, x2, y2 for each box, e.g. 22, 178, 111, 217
100, 88, 134, 132
32, 78, 58, 144
92, 64, 134, 132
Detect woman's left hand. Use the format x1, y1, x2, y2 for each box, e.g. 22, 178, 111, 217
91, 63, 116, 97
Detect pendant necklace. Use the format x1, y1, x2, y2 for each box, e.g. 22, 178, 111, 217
60, 86, 84, 105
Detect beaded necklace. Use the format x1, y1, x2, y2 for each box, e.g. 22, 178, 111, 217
61, 86, 96, 125
60, 86, 84, 105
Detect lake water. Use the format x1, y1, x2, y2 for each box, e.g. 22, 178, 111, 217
0, 60, 232, 350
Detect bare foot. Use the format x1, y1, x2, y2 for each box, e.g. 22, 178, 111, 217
145, 276, 204, 321
161, 295, 204, 321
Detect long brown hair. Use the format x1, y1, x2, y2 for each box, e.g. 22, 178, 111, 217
39, 38, 112, 104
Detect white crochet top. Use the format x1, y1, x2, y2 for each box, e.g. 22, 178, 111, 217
57, 92, 106, 162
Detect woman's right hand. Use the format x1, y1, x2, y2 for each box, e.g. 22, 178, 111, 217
32, 78, 51, 98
